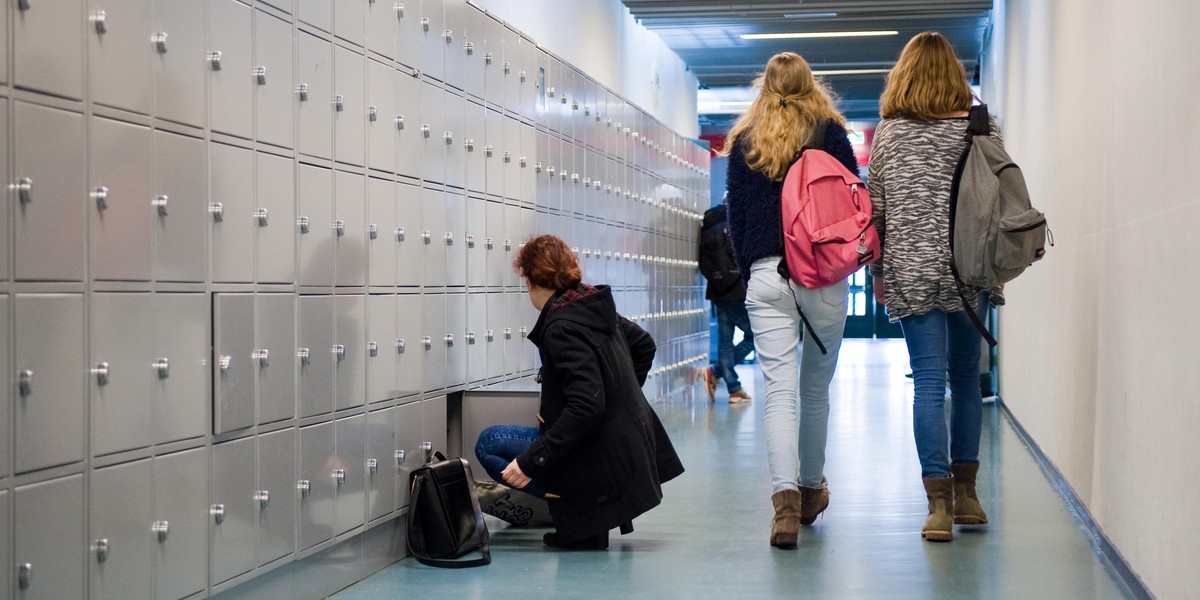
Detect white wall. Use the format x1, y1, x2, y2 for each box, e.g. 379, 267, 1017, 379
472, 0, 699, 137
985, 1, 1200, 597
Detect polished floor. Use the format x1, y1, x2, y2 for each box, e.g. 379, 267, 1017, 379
331, 339, 1133, 600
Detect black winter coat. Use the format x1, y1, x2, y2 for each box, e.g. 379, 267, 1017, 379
516, 285, 684, 543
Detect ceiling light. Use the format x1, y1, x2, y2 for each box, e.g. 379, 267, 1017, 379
812, 69, 891, 76
740, 31, 898, 40
783, 12, 838, 19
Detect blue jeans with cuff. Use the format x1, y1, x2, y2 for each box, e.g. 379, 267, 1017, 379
714, 299, 755, 394
475, 424, 546, 498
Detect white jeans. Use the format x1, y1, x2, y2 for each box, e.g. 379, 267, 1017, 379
745, 258, 849, 492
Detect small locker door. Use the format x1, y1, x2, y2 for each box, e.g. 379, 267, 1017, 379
394, 70, 422, 181
0, 296, 8, 471
501, 204, 521, 288
0, 99, 8, 280
154, 130, 207, 282
155, 0, 207, 128
422, 395, 448, 459
256, 293, 296, 425
210, 143, 256, 283
395, 182, 422, 287
367, 60, 397, 175
484, 108, 504, 197
484, 292, 505, 379
463, 8, 487, 101
394, 400, 423, 508
297, 0, 332, 32
443, 92, 466, 190
420, 187, 447, 288
441, 0, 465, 92
335, 171, 368, 287
297, 164, 335, 287
499, 26, 521, 115
297, 32, 334, 160
334, 294, 367, 411
421, 294, 447, 390
518, 121, 538, 206
445, 191, 467, 286
90, 460, 154, 600
0, 490, 8, 597
210, 438, 256, 586
14, 103, 86, 282
464, 100, 486, 194
366, 294, 398, 403
333, 415, 366, 535
419, 80, 446, 185
366, 177, 397, 287
14, 475, 85, 600
395, 294, 425, 398
154, 448, 208, 600
91, 292, 155, 456
90, 112, 154, 283
465, 196, 486, 287
258, 427, 297, 566
366, 0, 398, 60
209, 0, 254, 138
213, 293, 255, 434
88, 0, 153, 114
419, 0, 445, 82
366, 406, 399, 521
333, 0, 365, 47
395, 0, 422, 70
501, 116, 521, 202
256, 152, 297, 284
298, 295, 335, 417
484, 200, 505, 287
14, 294, 84, 474
334, 46, 367, 167
465, 291, 487, 383
444, 292, 466, 387
298, 422, 335, 550
254, 11, 296, 149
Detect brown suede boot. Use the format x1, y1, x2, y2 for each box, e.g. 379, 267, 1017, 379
951, 462, 988, 525
921, 476, 954, 542
799, 477, 830, 525
770, 489, 801, 548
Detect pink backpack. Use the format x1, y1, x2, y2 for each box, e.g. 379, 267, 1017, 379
779, 132, 881, 289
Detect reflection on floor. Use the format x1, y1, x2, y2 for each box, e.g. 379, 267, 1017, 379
331, 339, 1133, 600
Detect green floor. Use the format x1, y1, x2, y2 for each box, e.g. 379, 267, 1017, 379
330, 339, 1133, 599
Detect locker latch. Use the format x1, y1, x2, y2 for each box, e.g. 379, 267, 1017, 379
394, 2, 404, 18
395, 339, 406, 354
443, 231, 454, 246
13, 177, 33, 205
92, 362, 110, 386
444, 334, 454, 348
90, 10, 107, 34
466, 235, 475, 249
297, 480, 311, 497
151, 32, 168, 54
421, 336, 432, 350
484, 52, 493, 65
368, 224, 378, 239
464, 41, 474, 56
296, 83, 309, 102
219, 355, 232, 373
211, 504, 225, 524
367, 458, 379, 475
485, 330, 494, 342
19, 370, 33, 396
334, 219, 346, 237
368, 341, 378, 357
18, 563, 31, 589
152, 521, 170, 542
153, 195, 169, 216
297, 347, 310, 365
466, 332, 476, 345
333, 469, 346, 487
421, 442, 433, 464
253, 349, 269, 368
395, 449, 406, 466
395, 227, 406, 242
209, 202, 224, 222
368, 106, 378, 122
395, 115, 405, 130
91, 186, 109, 211
254, 66, 268, 85
333, 345, 346, 362
94, 539, 110, 563
256, 490, 271, 509
155, 358, 170, 379
334, 95, 345, 112
207, 51, 222, 71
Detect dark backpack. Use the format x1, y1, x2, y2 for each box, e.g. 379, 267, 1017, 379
699, 204, 743, 300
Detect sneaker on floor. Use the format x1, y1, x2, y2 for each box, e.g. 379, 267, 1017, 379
475, 480, 553, 527
703, 367, 718, 402
729, 389, 752, 403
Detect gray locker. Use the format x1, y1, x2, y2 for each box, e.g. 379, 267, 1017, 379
533, 130, 549, 210
258, 427, 296, 566
256, 152, 296, 283
0, 490, 8, 598
365, 0, 397, 60
445, 292, 466, 387
15, 475, 85, 600
422, 294, 447, 390
0, 0, 6, 82
419, 0, 445, 82
155, 0, 207, 127
256, 293, 296, 424
419, 80, 445, 184
335, 171, 368, 287
298, 421, 334, 549
334, 294, 366, 411
154, 130, 207, 282
255, 11, 295, 149
463, 8, 487, 101
420, 187, 447, 287
0, 99, 7, 280
332, 0, 364, 47
14, 102, 86, 282
87, 0, 153, 115
90, 117, 154, 282
297, 0, 331, 32
394, 400, 422, 507
15, 295, 84, 473
464, 99, 486, 193
501, 203, 522, 288
518, 121, 538, 205
366, 294, 397, 403
518, 39, 541, 121
442, 0, 465, 91
499, 115, 520, 201
297, 32, 334, 160
260, 0, 293, 14
334, 46, 367, 167
465, 196, 486, 287
422, 394, 449, 457
209, 0, 254, 138
90, 460, 154, 600
210, 142, 255, 283
396, 182, 422, 286
13, 0, 84, 99
210, 437, 256, 586
91, 293, 155, 456
444, 92, 466, 189
445, 191, 467, 286
484, 200, 506, 288
366, 177, 397, 287
499, 26, 521, 116
213, 293, 255, 434
394, 0, 422, 70
154, 448, 207, 600
366, 60, 397, 174
298, 295, 334, 417
395, 294, 424, 398
0, 297, 7, 472
465, 291, 487, 382
484, 293, 505, 379
394, 72, 423, 180
297, 164, 334, 286
504, 292, 527, 375
333, 415, 366, 535
484, 108, 504, 197
365, 406, 398, 520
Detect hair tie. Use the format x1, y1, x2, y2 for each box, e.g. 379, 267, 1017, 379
778, 98, 787, 107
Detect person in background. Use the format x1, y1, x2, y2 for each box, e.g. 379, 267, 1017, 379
699, 198, 754, 404
720, 51, 858, 548
868, 31, 1002, 542
474, 234, 684, 550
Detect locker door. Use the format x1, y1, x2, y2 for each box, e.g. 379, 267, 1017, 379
497, 26, 519, 111
533, 130, 549, 210
484, 200, 505, 287
0, 297, 8, 472
297, 164, 334, 286
255, 11, 295, 149
484, 108, 503, 197
484, 293, 504, 379
209, 0, 253, 138
502, 204, 521, 288
500, 116, 519, 201
367, 60, 397, 174
445, 191, 466, 286
366, 177, 397, 287
465, 291, 486, 383
445, 292, 466, 386
333, 415, 366, 535
419, 0, 445, 82
518, 122, 537, 205
444, 92, 466, 189
90, 117, 154, 282
153, 448, 207, 600
213, 293, 255, 434
335, 171, 367, 287
394, 400, 422, 507
154, 130, 207, 282
395, 294, 424, 398
0, 99, 7, 280
422, 395, 448, 457
465, 196, 486, 287
90, 460, 154, 600
420, 187, 447, 287
210, 438, 256, 586
366, 406, 398, 521
298, 295, 334, 417
14, 103, 86, 282
365, 0, 398, 60
297, 32, 334, 160
333, 0, 365, 47
14, 475, 85, 600
210, 142, 255, 283
155, 0, 206, 127
395, 0, 422, 69
256, 293, 296, 425
421, 294, 447, 390
87, 0, 153, 115
442, 0, 465, 91
504, 292, 527, 375
464, 100, 486, 193
298, 422, 335, 549
297, 0, 331, 32
0, 490, 8, 598
463, 8, 486, 101
14, 294, 84, 473
91, 293, 155, 456
396, 182, 422, 286
334, 294, 366, 410
256, 152, 296, 284
0, 0, 6, 82
420, 80, 445, 184
366, 294, 398, 403
13, 0, 84, 99
334, 46, 367, 167
394, 71, 423, 181
257, 427, 297, 566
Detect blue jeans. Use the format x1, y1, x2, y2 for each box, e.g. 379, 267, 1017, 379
714, 299, 754, 394
474, 424, 546, 498
899, 295, 989, 478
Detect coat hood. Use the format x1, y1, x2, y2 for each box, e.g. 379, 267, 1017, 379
529, 285, 616, 348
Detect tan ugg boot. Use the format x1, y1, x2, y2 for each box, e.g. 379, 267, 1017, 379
921, 476, 954, 542
799, 477, 830, 525
770, 489, 801, 548
951, 462, 988, 525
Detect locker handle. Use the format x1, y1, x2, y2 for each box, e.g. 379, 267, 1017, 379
90, 10, 107, 34
13, 177, 33, 205
502, 151, 511, 163
95, 539, 110, 563
444, 131, 454, 145
546, 165, 555, 177
394, 2, 404, 18
560, 170, 568, 181
395, 115, 405, 130
367, 458, 379, 475
503, 62, 511, 75
255, 208, 269, 226
297, 216, 310, 234
464, 138, 474, 152
256, 490, 271, 509
572, 100, 580, 110
503, 239, 512, 252
19, 369, 33, 396
334, 95, 345, 112
572, 173, 580, 184
519, 156, 527, 168
421, 230, 431, 244
421, 442, 433, 464
594, 180, 602, 190
395, 339, 405, 354
368, 224, 378, 239
152, 32, 168, 54
297, 480, 311, 497
585, 105, 591, 116
443, 29, 453, 44
18, 563, 31, 589
485, 237, 494, 250
466, 332, 476, 345
395, 449, 406, 465
209, 202, 224, 222
571, 246, 580, 255
154, 357, 170, 379
421, 17, 430, 32
484, 144, 492, 157
334, 469, 346, 486
484, 51, 493, 65
421, 124, 430, 138
464, 41, 474, 55
211, 504, 226, 525
368, 106, 378, 122
254, 66, 267, 85
534, 162, 542, 174
253, 349, 269, 368
503, 327, 512, 340
92, 362, 110, 386
583, 248, 592, 258
153, 195, 169, 217
91, 186, 109, 211
444, 334, 454, 348
152, 520, 170, 542
296, 83, 309, 101
485, 329, 494, 342
368, 341, 378, 357
219, 355, 232, 373
547, 86, 555, 98
519, 70, 527, 83
561, 95, 568, 105
519, 325, 528, 338
584, 177, 592, 187
297, 347, 310, 365
444, 231, 453, 246
395, 227, 406, 242
207, 51, 222, 70
334, 219, 346, 237
467, 235, 475, 249
333, 344, 346, 361
421, 336, 432, 350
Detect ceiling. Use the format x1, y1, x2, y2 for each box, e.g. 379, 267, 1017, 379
619, 1, 994, 129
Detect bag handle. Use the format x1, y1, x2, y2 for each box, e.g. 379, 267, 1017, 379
407, 463, 492, 568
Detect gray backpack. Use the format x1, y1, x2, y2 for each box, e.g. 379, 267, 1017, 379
949, 105, 1052, 345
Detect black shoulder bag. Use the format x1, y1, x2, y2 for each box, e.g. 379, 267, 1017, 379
407, 452, 492, 568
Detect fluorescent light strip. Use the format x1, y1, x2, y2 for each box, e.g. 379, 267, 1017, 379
812, 68, 891, 76
740, 30, 898, 40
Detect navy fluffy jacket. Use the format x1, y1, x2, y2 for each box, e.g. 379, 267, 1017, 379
725, 121, 859, 277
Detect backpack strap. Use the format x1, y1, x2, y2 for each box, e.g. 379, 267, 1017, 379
948, 104, 998, 347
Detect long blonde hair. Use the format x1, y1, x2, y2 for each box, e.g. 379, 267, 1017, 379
879, 32, 972, 120
718, 52, 845, 182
